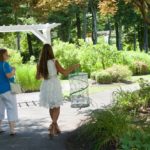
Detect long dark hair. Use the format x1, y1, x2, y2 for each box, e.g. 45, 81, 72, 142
0, 49, 7, 61
38, 44, 55, 79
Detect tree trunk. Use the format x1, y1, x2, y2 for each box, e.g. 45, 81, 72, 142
149, 27, 150, 50
76, 11, 81, 39
82, 6, 88, 41
90, 0, 97, 45
143, 22, 148, 53
27, 33, 33, 56
108, 18, 112, 45
14, 12, 21, 52
58, 20, 71, 42
115, 22, 122, 50
137, 24, 143, 51
133, 27, 136, 51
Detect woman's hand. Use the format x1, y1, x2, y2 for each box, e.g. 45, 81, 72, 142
12, 68, 16, 75
6, 68, 16, 79
56, 60, 81, 76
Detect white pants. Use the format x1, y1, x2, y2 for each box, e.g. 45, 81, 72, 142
0, 91, 18, 121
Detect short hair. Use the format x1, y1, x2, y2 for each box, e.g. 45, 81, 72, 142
0, 49, 7, 61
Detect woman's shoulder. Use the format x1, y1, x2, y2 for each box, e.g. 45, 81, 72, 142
3, 61, 10, 67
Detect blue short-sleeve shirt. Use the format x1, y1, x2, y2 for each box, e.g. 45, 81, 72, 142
0, 61, 14, 94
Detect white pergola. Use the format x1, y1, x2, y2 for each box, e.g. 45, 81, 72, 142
0, 23, 61, 44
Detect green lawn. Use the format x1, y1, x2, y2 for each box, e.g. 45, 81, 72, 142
131, 75, 150, 82
61, 79, 121, 98
61, 75, 150, 99
88, 85, 116, 94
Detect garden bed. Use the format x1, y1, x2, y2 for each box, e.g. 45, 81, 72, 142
66, 79, 150, 150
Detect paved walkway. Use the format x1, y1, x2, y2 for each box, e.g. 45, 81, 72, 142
0, 83, 139, 150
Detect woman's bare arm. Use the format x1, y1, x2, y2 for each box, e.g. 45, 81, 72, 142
55, 60, 80, 76
6, 69, 15, 79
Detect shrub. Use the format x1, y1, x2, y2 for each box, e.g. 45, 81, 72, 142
16, 64, 41, 92
132, 61, 149, 75
113, 89, 145, 112
90, 71, 97, 80
4, 40, 150, 76
113, 79, 150, 112
120, 128, 150, 150
53, 40, 150, 76
54, 40, 79, 78
8, 48, 22, 66
54, 39, 123, 75
54, 40, 79, 69
68, 80, 150, 150
122, 51, 150, 75
106, 65, 132, 82
72, 108, 150, 150
78, 40, 122, 74
91, 65, 132, 84
77, 109, 130, 150
96, 71, 112, 84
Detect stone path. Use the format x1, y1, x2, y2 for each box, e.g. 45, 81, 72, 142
0, 83, 139, 150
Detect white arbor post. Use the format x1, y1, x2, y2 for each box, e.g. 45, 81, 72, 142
0, 23, 60, 44
42, 29, 51, 44
31, 29, 49, 44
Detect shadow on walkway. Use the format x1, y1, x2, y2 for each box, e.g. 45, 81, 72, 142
0, 118, 70, 150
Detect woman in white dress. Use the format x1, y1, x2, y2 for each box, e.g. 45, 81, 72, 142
36, 44, 80, 137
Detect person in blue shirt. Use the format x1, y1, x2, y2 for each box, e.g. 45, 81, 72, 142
0, 48, 18, 136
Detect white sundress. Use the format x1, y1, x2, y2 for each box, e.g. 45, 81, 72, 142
39, 60, 63, 109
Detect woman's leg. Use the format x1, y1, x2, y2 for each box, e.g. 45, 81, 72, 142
2, 92, 18, 134
49, 108, 54, 131
52, 107, 60, 124
52, 107, 61, 134
9, 121, 15, 135
0, 120, 2, 131
49, 109, 54, 121
49, 107, 61, 135
49, 107, 60, 124
0, 96, 5, 132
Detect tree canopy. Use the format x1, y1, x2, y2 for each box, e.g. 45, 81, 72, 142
99, 0, 150, 24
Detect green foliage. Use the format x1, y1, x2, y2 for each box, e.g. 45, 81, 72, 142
54, 40, 79, 68
2, 40, 150, 78
54, 40, 79, 78
0, 33, 17, 50
106, 65, 132, 82
0, 1, 13, 25
78, 109, 130, 150
90, 71, 97, 80
78, 39, 123, 74
120, 128, 150, 150
73, 80, 150, 150
2, 40, 150, 92
113, 79, 150, 112
78, 41, 101, 74
8, 48, 22, 66
122, 51, 150, 75
54, 39, 121, 75
138, 79, 150, 107
95, 70, 112, 84
132, 61, 149, 75
92, 65, 132, 84
16, 64, 41, 92
113, 89, 145, 112
54, 40, 150, 76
